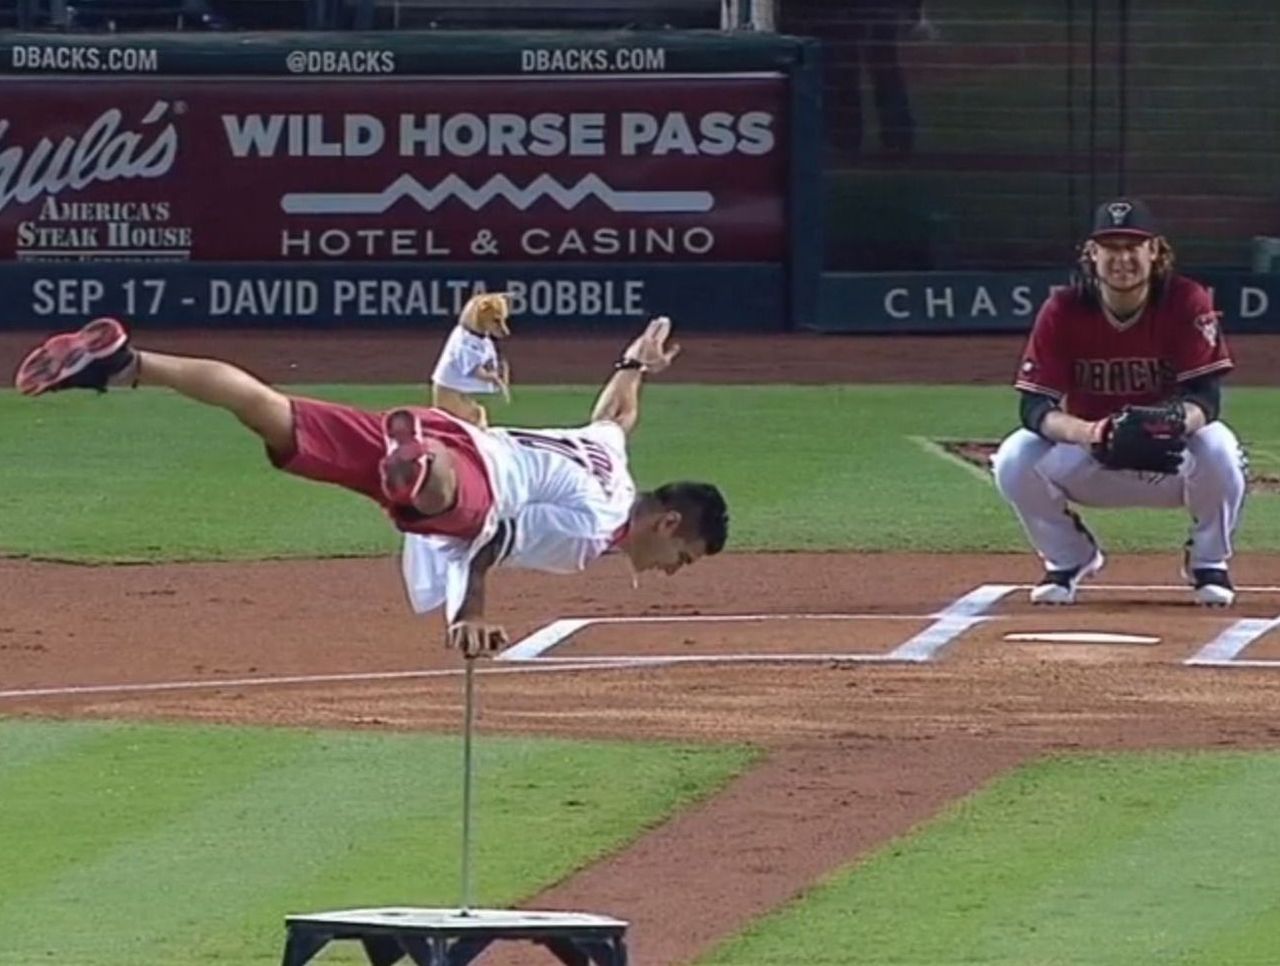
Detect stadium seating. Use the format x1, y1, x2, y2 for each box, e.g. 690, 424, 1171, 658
0, 0, 720, 31
76, 0, 232, 30
351, 0, 720, 31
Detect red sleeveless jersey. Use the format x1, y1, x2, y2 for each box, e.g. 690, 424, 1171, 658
1014, 275, 1232, 421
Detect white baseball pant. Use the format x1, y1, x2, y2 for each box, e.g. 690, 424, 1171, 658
991, 421, 1247, 572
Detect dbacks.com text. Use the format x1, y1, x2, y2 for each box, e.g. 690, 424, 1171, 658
521, 47, 666, 73
11, 44, 158, 72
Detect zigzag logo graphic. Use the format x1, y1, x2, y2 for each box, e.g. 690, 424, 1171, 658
280, 173, 714, 216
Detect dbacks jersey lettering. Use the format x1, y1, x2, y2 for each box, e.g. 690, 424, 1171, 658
486, 422, 636, 573
504, 429, 624, 504
401, 416, 637, 621
1015, 274, 1232, 421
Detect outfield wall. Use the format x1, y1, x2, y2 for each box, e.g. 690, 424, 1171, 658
0, 31, 821, 330
814, 270, 1280, 334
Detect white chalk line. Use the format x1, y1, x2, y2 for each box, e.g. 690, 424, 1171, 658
501, 590, 1018, 666
499, 619, 595, 661
16, 586, 1280, 701
495, 611, 977, 663
908, 435, 994, 485
1044, 583, 1280, 594
0, 660, 660, 702
1189, 659, 1280, 669
887, 584, 1018, 662
0, 607, 987, 701
1184, 616, 1280, 666
551, 612, 951, 624
497, 602, 1012, 663
516, 652, 915, 666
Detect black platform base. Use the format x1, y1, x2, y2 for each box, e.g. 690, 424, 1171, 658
281, 906, 629, 966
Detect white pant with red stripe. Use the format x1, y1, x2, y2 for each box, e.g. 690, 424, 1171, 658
991, 421, 1247, 572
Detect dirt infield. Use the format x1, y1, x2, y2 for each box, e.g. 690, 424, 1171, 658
8, 552, 1280, 962
7, 330, 1280, 963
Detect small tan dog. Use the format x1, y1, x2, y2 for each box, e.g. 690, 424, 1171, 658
430, 292, 511, 427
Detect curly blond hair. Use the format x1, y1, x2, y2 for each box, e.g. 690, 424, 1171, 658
1074, 235, 1177, 305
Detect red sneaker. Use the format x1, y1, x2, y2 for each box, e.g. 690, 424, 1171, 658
379, 408, 433, 507
14, 317, 134, 396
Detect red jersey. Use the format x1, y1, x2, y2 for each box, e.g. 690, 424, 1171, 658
1014, 275, 1232, 421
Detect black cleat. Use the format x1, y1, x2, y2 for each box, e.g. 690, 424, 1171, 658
14, 317, 135, 396
1030, 550, 1106, 604
1191, 568, 1235, 607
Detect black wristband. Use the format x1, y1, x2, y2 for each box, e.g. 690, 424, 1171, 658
614, 357, 646, 372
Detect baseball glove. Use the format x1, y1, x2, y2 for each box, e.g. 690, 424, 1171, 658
1091, 402, 1187, 474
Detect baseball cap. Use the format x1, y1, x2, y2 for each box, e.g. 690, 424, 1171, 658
1090, 198, 1158, 239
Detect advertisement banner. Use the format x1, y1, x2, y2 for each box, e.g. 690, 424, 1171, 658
0, 76, 787, 264
815, 271, 1280, 334
0, 262, 784, 329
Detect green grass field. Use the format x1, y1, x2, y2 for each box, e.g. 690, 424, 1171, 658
0, 719, 753, 965
702, 752, 1280, 965
4, 383, 1280, 562
6, 382, 1280, 965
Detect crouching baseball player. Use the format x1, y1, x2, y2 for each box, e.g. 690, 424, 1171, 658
991, 198, 1247, 606
14, 315, 728, 653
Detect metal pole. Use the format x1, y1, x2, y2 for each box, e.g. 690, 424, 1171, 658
1066, 0, 1077, 242
1117, 0, 1129, 195
1088, 0, 1099, 213
751, 0, 777, 31
459, 655, 477, 917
